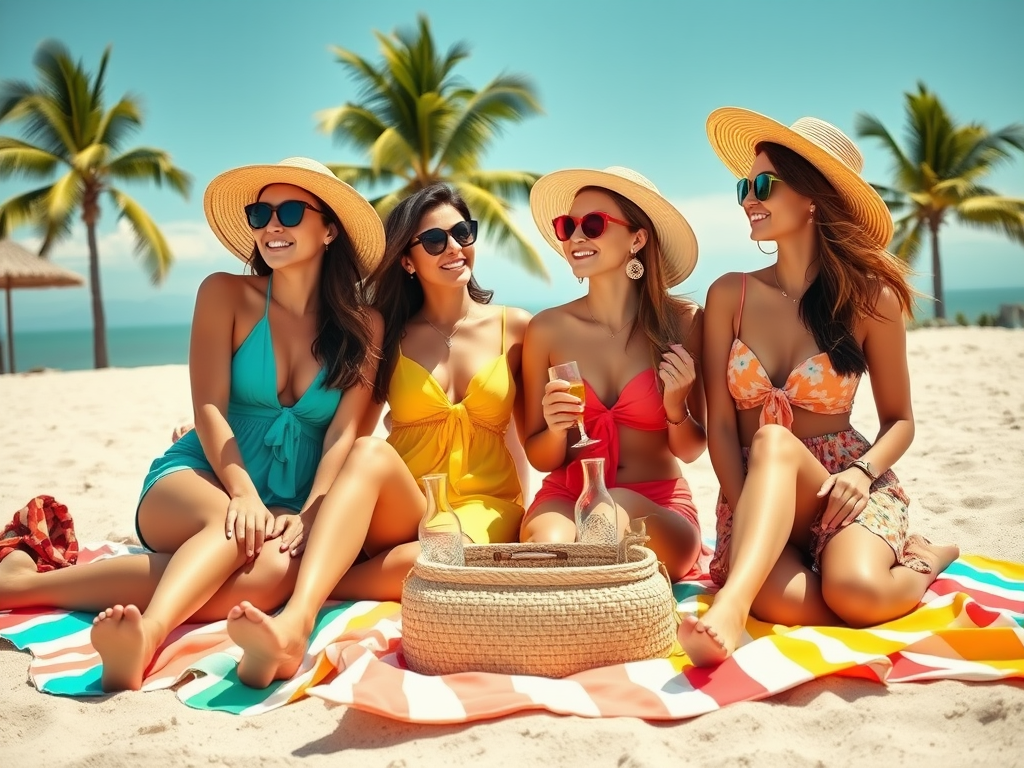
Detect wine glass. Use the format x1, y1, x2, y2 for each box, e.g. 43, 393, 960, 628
548, 361, 600, 448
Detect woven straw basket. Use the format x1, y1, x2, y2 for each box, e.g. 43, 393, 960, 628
400, 542, 677, 678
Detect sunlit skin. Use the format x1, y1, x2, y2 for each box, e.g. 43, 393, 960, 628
0, 182, 385, 692
680, 151, 958, 667
521, 189, 706, 580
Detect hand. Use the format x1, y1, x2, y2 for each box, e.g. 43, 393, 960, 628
225, 493, 275, 559
541, 378, 583, 434
817, 468, 873, 530
659, 343, 696, 416
171, 422, 195, 444
268, 513, 306, 557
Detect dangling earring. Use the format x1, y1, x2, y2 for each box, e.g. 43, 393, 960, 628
408, 270, 416, 280
625, 250, 644, 280
577, 277, 584, 284
757, 241, 778, 255
808, 204, 816, 224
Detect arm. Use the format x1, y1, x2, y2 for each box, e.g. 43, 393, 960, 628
298, 309, 386, 517
662, 304, 708, 463
703, 274, 747, 510
819, 286, 914, 528
522, 312, 579, 472
505, 306, 533, 498
189, 274, 261, 502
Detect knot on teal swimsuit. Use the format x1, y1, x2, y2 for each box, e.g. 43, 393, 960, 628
264, 409, 302, 498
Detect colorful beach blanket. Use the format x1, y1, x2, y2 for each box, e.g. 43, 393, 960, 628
1, 543, 1022, 721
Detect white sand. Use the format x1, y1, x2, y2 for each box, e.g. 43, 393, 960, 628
2, 327, 1022, 767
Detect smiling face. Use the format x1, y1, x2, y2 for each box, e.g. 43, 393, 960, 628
402, 203, 475, 288
252, 183, 336, 270
560, 188, 646, 281
742, 152, 816, 243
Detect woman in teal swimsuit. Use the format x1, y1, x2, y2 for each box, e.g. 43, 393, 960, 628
0, 157, 386, 691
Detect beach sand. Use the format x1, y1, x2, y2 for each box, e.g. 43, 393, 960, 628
2, 327, 1022, 767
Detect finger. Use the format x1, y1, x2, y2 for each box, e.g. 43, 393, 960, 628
291, 533, 306, 556
284, 521, 304, 549
544, 379, 571, 393
244, 515, 256, 557
225, 507, 237, 539
840, 497, 868, 528
254, 515, 267, 555
817, 475, 837, 497
234, 510, 247, 543
270, 515, 287, 539
543, 392, 583, 406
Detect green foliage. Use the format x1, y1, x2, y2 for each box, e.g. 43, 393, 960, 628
319, 16, 547, 279
955, 311, 969, 326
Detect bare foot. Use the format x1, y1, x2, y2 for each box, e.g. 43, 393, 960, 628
226, 601, 308, 689
678, 599, 748, 668
906, 535, 960, 577
0, 550, 37, 610
91, 605, 158, 691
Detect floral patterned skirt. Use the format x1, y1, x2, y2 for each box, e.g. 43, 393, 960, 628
709, 428, 930, 586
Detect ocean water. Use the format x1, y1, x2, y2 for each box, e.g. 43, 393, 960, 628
4, 286, 1023, 373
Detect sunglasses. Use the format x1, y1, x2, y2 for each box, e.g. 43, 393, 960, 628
410, 220, 478, 256
736, 173, 784, 205
245, 200, 323, 229
552, 211, 632, 242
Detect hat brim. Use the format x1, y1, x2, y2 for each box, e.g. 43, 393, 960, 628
706, 107, 894, 249
203, 163, 385, 275
529, 169, 698, 288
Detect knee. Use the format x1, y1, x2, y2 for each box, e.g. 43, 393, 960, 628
520, 511, 576, 544
821, 568, 886, 627
748, 424, 796, 464
347, 436, 399, 478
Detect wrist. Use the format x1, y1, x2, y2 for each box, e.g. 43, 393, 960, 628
665, 407, 690, 427
846, 458, 878, 482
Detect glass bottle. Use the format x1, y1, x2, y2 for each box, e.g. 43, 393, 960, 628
574, 458, 620, 552
418, 473, 465, 566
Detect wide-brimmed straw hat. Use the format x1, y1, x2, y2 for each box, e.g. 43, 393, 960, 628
529, 166, 698, 288
706, 108, 893, 249
203, 157, 385, 275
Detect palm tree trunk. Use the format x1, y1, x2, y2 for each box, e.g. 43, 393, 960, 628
83, 184, 109, 369
929, 217, 945, 320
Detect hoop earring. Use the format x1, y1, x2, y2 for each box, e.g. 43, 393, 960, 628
625, 252, 644, 280
757, 241, 778, 255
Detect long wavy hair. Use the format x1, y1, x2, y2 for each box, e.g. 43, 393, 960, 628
364, 183, 493, 398
248, 189, 379, 399
579, 186, 699, 360
757, 142, 914, 376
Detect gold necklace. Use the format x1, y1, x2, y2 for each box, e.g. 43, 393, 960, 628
773, 265, 800, 304
423, 308, 471, 348
585, 298, 636, 338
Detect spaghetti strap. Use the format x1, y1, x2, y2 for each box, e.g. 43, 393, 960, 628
263, 274, 273, 318
734, 273, 747, 337
500, 306, 507, 354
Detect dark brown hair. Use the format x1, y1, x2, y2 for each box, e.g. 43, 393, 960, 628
364, 183, 493, 398
248, 191, 380, 399
757, 142, 914, 376
579, 186, 699, 359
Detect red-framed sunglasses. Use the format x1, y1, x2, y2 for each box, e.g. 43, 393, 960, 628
552, 211, 632, 242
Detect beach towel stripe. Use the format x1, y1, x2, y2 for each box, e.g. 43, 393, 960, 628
2, 548, 1022, 722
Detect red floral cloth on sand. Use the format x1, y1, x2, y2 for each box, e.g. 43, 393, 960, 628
0, 496, 78, 572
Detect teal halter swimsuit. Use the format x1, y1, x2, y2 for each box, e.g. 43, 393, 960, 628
136, 276, 342, 550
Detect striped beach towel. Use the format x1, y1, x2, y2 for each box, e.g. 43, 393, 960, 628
1, 543, 1021, 720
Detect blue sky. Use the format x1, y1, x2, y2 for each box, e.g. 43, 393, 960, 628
2, 0, 1023, 330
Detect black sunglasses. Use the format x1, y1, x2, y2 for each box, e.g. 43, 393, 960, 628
736, 173, 784, 205
245, 200, 323, 229
410, 220, 478, 256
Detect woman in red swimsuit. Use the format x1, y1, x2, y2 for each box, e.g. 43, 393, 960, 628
681, 109, 959, 666
520, 167, 706, 579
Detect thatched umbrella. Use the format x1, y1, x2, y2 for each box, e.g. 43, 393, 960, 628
0, 239, 85, 374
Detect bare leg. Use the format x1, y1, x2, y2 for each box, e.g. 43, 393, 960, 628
820, 526, 958, 626
91, 470, 256, 691
608, 488, 701, 580
679, 425, 830, 667
328, 541, 421, 602
749, 544, 841, 627
227, 437, 424, 688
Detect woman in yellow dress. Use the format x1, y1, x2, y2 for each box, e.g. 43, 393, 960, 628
224, 182, 531, 687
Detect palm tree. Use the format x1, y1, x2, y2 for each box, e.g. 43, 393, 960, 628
0, 40, 192, 367
318, 15, 548, 279
856, 83, 1024, 319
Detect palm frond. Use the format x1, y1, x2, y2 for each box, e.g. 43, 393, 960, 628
955, 196, 1024, 246
0, 185, 54, 239
456, 168, 538, 203
0, 137, 62, 178
108, 188, 174, 284
43, 169, 84, 223
889, 214, 926, 264
369, 126, 418, 177
0, 80, 36, 123
456, 181, 548, 279
316, 104, 388, 149
96, 96, 143, 149
854, 112, 917, 190
72, 143, 109, 174
327, 162, 406, 190
106, 147, 192, 197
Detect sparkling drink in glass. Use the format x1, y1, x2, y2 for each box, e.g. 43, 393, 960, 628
548, 361, 599, 448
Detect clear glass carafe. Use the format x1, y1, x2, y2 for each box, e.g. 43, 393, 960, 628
573, 458, 620, 552
418, 473, 466, 566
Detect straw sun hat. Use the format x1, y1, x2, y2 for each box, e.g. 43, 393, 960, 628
529, 166, 698, 288
705, 108, 894, 249
203, 157, 385, 275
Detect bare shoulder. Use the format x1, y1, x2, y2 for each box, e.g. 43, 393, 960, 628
364, 305, 385, 338
706, 271, 745, 307
868, 282, 907, 324
502, 304, 533, 343
195, 272, 263, 311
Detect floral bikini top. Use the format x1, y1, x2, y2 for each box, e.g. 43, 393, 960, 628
727, 273, 859, 429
